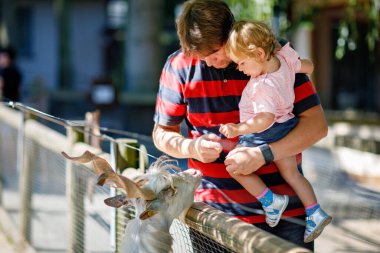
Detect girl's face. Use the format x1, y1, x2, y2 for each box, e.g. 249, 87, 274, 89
229, 46, 267, 77
231, 55, 265, 77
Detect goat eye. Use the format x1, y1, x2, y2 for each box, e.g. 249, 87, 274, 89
162, 187, 175, 196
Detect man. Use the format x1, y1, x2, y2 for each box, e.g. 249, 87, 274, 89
153, 0, 327, 250
0, 47, 22, 102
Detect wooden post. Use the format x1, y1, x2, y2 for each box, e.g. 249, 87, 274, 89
66, 126, 85, 253
116, 138, 138, 170
110, 138, 139, 252
18, 112, 32, 244
84, 110, 101, 149
138, 144, 148, 173
0, 123, 3, 205
109, 141, 118, 250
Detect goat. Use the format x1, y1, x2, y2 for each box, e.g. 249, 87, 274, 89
62, 151, 202, 253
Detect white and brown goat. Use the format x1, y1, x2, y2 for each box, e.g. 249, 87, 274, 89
62, 151, 202, 253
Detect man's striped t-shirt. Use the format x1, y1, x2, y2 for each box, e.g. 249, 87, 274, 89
154, 49, 320, 224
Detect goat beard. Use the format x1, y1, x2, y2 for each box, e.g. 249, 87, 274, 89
122, 199, 174, 253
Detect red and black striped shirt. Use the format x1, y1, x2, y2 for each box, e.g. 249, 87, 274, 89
154, 49, 320, 224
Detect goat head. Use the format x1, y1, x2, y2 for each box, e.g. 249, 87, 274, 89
61, 151, 202, 221
62, 151, 155, 201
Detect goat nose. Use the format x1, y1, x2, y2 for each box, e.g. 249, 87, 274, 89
187, 169, 202, 176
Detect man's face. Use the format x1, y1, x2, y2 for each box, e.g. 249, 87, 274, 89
196, 45, 232, 69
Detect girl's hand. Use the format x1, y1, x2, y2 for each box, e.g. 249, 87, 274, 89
219, 124, 238, 138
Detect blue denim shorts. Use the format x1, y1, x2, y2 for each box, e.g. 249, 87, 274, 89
238, 117, 299, 147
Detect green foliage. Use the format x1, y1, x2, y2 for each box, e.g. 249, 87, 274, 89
224, 0, 290, 37
333, 0, 379, 60
225, 0, 379, 60
366, 1, 380, 52
225, 0, 275, 21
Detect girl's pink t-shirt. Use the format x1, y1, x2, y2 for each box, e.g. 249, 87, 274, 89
239, 43, 302, 130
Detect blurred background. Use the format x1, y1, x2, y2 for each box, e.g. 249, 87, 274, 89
0, 0, 379, 134
0, 1, 380, 252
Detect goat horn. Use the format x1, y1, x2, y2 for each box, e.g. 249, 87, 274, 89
62, 151, 114, 175
62, 151, 156, 200
96, 171, 156, 200
118, 176, 156, 200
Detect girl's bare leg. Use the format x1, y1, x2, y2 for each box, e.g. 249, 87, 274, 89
275, 156, 317, 207
230, 172, 267, 197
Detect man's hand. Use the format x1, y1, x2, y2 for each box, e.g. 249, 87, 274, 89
219, 123, 239, 138
224, 146, 265, 175
190, 133, 223, 163
153, 124, 223, 162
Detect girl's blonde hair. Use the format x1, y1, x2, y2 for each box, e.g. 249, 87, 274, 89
226, 20, 280, 61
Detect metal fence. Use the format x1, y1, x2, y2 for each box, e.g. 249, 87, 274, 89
0, 104, 308, 253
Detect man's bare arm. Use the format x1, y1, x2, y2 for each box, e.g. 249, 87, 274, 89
224, 105, 328, 175
270, 105, 327, 160
152, 124, 222, 163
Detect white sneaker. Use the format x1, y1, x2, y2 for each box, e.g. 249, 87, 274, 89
304, 208, 332, 243
262, 194, 289, 227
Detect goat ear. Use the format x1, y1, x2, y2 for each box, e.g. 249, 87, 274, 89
139, 199, 162, 220
104, 194, 129, 208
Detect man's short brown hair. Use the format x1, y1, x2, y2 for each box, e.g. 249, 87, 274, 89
176, 0, 235, 56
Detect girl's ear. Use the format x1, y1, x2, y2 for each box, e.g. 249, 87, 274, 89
255, 47, 267, 62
